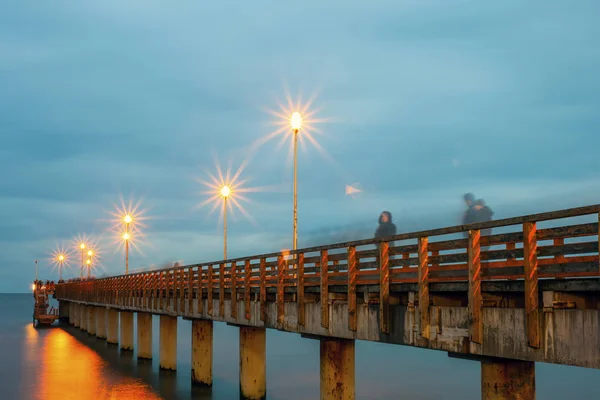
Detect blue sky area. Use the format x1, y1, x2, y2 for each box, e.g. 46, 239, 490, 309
1, 1, 599, 292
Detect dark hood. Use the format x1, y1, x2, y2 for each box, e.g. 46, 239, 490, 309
378, 211, 392, 224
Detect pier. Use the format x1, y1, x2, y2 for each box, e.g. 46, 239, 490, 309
51, 205, 600, 399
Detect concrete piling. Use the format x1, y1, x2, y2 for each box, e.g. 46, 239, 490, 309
239, 327, 266, 400
192, 320, 213, 386
320, 338, 355, 400
96, 308, 107, 339
137, 312, 153, 359
481, 358, 535, 400
107, 308, 119, 344
120, 311, 134, 351
159, 315, 178, 370
87, 306, 96, 335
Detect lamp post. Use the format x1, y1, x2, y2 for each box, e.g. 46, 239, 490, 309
87, 250, 94, 279
220, 185, 231, 259
290, 111, 302, 253
57, 254, 65, 281
124, 214, 132, 274
79, 243, 86, 279
121, 232, 130, 274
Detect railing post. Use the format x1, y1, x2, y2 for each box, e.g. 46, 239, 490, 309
379, 241, 390, 334
277, 254, 285, 326
418, 236, 430, 340
468, 229, 483, 344
244, 260, 251, 320
260, 258, 266, 322
219, 263, 225, 317
523, 222, 540, 348
347, 245, 357, 332
198, 267, 204, 315
320, 249, 329, 329
297, 253, 305, 326
207, 265, 213, 317
188, 267, 193, 315
231, 262, 238, 319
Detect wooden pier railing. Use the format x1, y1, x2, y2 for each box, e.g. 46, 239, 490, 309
55, 205, 599, 337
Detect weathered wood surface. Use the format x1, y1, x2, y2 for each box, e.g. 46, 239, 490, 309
53, 205, 600, 369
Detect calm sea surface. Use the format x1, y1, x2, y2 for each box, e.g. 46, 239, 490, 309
1, 293, 598, 399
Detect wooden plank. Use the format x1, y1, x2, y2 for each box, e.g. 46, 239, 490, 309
523, 222, 540, 348
297, 253, 305, 326
379, 242, 390, 334
418, 237, 430, 340
260, 258, 266, 322
277, 255, 285, 325
231, 262, 237, 319
207, 265, 213, 317
219, 263, 225, 317
244, 260, 251, 320
321, 249, 329, 329
468, 229, 482, 344
347, 246, 357, 331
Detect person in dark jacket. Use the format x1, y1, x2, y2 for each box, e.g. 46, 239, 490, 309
474, 199, 494, 251
462, 193, 477, 238
375, 211, 397, 239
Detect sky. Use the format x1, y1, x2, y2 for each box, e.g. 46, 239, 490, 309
1, 0, 600, 292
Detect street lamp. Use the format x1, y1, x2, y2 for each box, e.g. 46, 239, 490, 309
86, 250, 94, 278
220, 185, 231, 259
123, 214, 132, 274
290, 111, 302, 253
123, 232, 130, 274
86, 259, 91, 278
57, 254, 66, 281
79, 242, 86, 279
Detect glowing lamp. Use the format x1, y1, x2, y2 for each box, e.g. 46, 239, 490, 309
58, 254, 65, 261
124, 214, 132, 224
123, 232, 130, 241
291, 112, 302, 131
87, 250, 93, 257
86, 259, 91, 265
80, 243, 86, 250
220, 185, 231, 198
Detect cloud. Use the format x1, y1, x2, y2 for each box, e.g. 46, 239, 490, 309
1, 0, 600, 291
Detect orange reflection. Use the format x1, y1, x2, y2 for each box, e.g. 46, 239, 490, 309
35, 329, 161, 400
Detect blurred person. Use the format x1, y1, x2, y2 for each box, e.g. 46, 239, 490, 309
474, 198, 494, 251
375, 211, 397, 239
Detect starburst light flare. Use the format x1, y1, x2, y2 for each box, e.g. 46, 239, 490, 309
108, 195, 149, 233
50, 244, 72, 281
196, 156, 262, 225
254, 89, 331, 164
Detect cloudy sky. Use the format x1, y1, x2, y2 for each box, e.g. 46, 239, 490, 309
1, 1, 599, 291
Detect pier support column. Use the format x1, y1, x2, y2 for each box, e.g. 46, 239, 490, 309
96, 307, 106, 339
59, 301, 69, 322
87, 307, 96, 335
120, 311, 134, 351
320, 338, 355, 400
73, 304, 80, 328
80, 305, 87, 331
239, 327, 266, 400
192, 320, 213, 386
481, 359, 535, 399
107, 309, 119, 344
69, 303, 74, 325
137, 312, 153, 360
160, 315, 178, 370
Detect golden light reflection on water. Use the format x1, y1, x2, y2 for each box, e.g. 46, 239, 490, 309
33, 328, 161, 400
